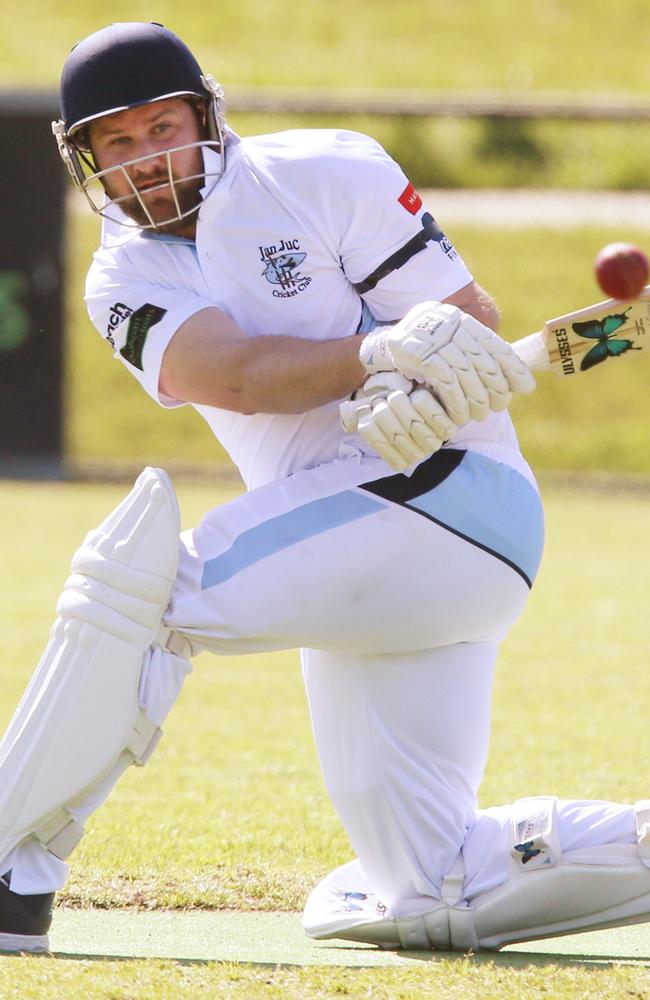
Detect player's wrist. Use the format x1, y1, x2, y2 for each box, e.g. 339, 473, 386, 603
358, 327, 396, 374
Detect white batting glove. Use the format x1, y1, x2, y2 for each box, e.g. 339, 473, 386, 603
359, 301, 536, 426
340, 372, 457, 471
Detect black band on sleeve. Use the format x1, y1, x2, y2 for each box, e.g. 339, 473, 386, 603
352, 212, 446, 295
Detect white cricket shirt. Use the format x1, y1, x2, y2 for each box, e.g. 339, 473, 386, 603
85, 129, 525, 489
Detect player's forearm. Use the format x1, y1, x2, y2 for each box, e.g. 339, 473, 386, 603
159, 286, 500, 416
160, 308, 365, 413
444, 281, 500, 333
218, 334, 365, 413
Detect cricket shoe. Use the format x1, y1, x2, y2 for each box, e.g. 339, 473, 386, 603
0, 872, 53, 952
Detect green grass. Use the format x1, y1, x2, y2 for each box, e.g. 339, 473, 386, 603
0, 478, 648, 996
4, 0, 650, 94
3, 958, 650, 1000
4, 2, 650, 189
226, 115, 650, 192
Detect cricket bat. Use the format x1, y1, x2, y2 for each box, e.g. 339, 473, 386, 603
511, 286, 650, 375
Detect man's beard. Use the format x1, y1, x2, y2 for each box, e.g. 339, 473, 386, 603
122, 175, 204, 234
103, 149, 205, 234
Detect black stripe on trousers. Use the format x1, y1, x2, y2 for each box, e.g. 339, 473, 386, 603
360, 448, 465, 503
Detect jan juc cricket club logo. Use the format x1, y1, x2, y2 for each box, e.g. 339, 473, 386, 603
259, 238, 312, 298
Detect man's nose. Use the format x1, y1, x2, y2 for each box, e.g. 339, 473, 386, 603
129, 145, 167, 177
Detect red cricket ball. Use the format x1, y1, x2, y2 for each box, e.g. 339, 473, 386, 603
594, 242, 650, 300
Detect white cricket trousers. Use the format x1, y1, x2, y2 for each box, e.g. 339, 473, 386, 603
5, 448, 636, 904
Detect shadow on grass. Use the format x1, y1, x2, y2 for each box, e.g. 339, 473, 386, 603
13, 945, 648, 970
311, 942, 650, 970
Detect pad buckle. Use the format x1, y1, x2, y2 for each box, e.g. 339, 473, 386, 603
154, 624, 192, 658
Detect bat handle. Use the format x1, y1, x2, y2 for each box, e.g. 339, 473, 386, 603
511, 331, 552, 372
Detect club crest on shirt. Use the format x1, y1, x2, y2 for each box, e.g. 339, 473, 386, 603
259, 239, 312, 298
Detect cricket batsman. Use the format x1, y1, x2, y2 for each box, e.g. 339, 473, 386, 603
0, 21, 648, 954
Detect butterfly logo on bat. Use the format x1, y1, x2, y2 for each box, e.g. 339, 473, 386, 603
513, 840, 543, 865
572, 308, 641, 371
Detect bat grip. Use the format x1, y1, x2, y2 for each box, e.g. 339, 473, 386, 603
511, 332, 551, 372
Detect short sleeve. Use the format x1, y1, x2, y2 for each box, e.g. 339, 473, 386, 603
331, 132, 472, 320
85, 250, 216, 407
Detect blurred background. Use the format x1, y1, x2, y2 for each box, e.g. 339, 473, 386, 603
1, 0, 649, 481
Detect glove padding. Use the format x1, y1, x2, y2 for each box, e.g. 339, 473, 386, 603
340, 371, 457, 471
359, 301, 536, 426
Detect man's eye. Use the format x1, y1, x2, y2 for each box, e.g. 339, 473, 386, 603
154, 122, 172, 134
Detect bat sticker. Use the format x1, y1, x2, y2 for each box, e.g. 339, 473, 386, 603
572, 308, 642, 370
513, 840, 543, 865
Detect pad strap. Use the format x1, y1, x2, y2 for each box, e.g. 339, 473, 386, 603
35, 811, 84, 861
440, 852, 480, 951
636, 800, 650, 868
129, 708, 163, 766
440, 853, 465, 905
154, 624, 192, 659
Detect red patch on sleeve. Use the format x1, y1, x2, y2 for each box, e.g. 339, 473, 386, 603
398, 182, 423, 215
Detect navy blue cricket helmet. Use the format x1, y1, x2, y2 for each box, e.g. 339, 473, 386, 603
59, 22, 221, 139
52, 22, 227, 228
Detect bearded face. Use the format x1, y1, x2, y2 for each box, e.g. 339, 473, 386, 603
86, 97, 211, 236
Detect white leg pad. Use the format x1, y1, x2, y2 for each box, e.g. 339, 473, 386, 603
304, 798, 650, 951
468, 797, 650, 950
0, 467, 188, 863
